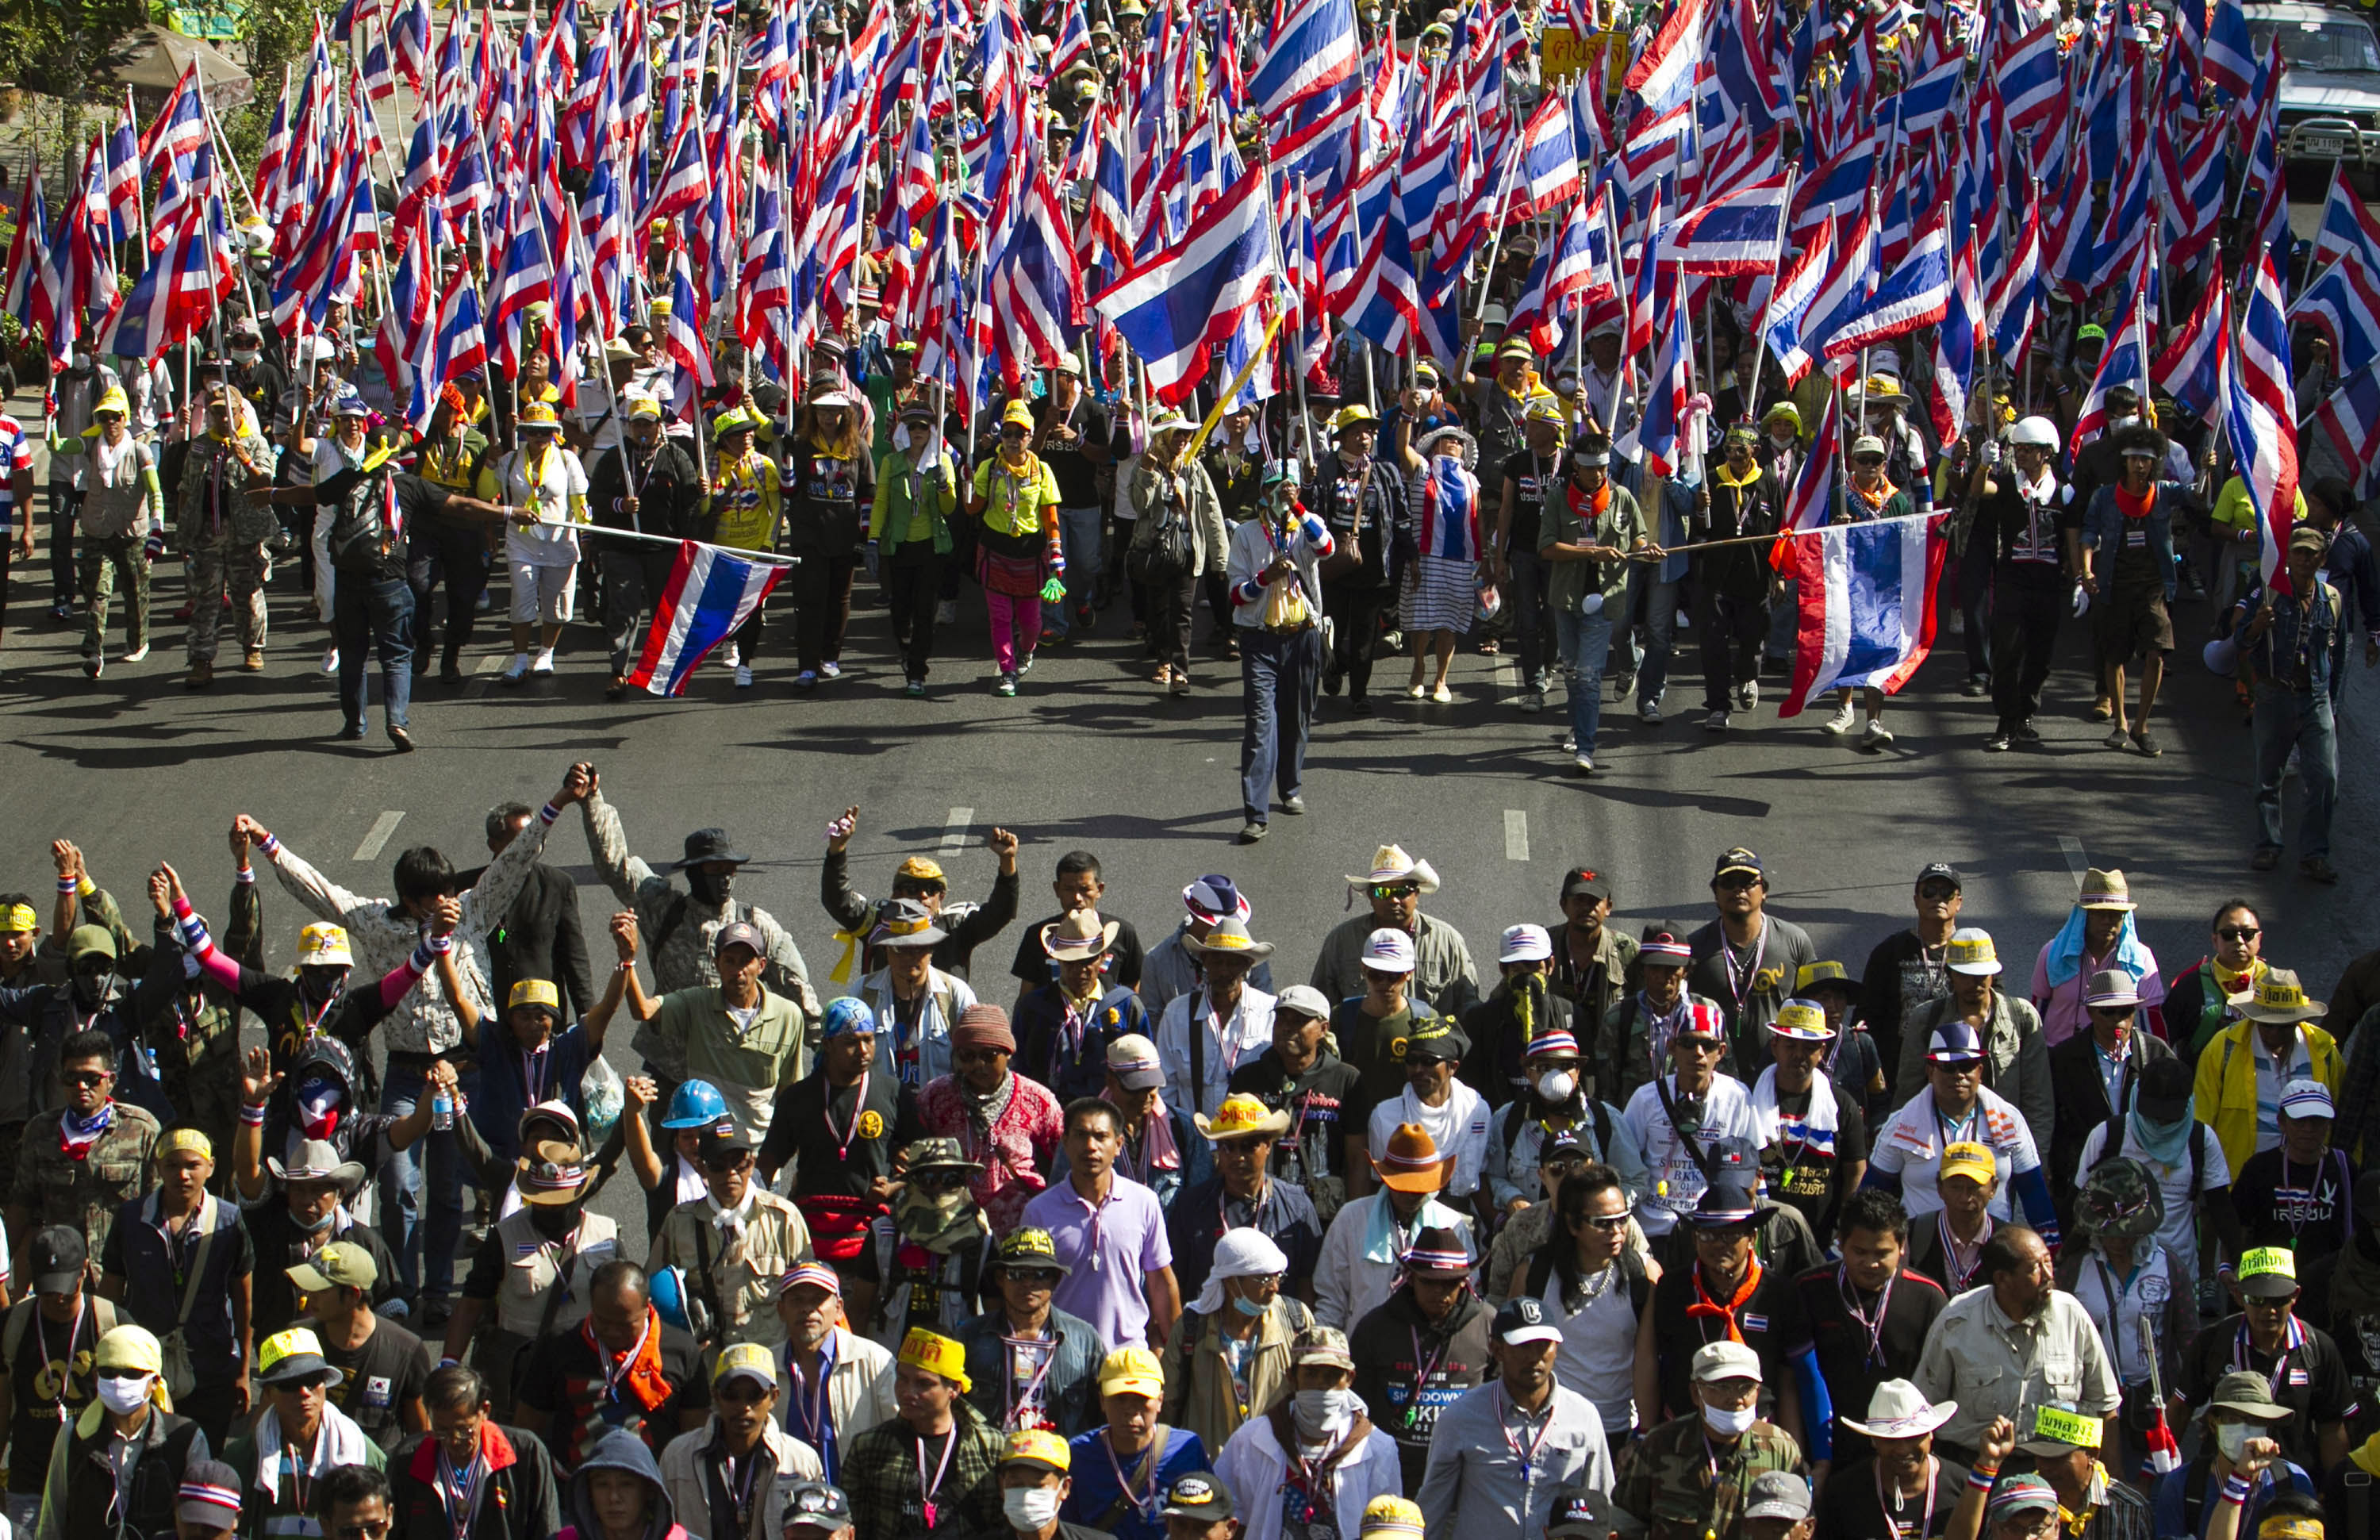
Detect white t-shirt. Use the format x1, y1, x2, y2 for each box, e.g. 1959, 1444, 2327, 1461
496, 443, 592, 566
1619, 1073, 1758, 1235
1542, 1265, 1637, 1434
2252, 1029, 2315, 1154
1367, 1079, 1492, 1197
2069, 1239, 2175, 1386
2075, 1119, 2230, 1301
1156, 985, 1279, 1121
1868, 1085, 2041, 1221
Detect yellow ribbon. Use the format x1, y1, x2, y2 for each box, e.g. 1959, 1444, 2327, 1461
828, 924, 869, 985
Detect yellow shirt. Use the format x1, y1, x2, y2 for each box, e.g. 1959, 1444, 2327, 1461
707, 451, 783, 551
971, 455, 1060, 541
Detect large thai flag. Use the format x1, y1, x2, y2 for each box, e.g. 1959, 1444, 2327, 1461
2316, 361, 2380, 496
1996, 21, 2063, 130
1091, 170, 1276, 405
1624, 0, 1712, 115
1780, 511, 1946, 715
2291, 246, 2380, 375
1635, 293, 1695, 474
1772, 388, 1840, 573
2205, 0, 2256, 102
1667, 172, 1791, 275
96, 205, 213, 358
2227, 251, 2301, 594
2073, 263, 2152, 444
1928, 242, 1983, 444
1249, 0, 1359, 123
1508, 94, 1580, 221
2154, 267, 2228, 423
628, 541, 790, 697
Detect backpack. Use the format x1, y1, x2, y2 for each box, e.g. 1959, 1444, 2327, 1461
325, 460, 401, 574
1130, 483, 1193, 583
2090, 1112, 2206, 1198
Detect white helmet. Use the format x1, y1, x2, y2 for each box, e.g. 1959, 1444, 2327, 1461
2008, 415, 2061, 451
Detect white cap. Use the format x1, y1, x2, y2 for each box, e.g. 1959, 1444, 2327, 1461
1497, 924, 1553, 965
1361, 928, 1417, 973
2280, 1077, 2336, 1119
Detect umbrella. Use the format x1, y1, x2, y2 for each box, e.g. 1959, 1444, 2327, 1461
105, 26, 254, 109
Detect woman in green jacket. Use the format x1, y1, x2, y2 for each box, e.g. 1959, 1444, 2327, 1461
869, 401, 960, 697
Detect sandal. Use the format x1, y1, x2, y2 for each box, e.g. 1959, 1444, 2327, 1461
2129, 728, 2161, 758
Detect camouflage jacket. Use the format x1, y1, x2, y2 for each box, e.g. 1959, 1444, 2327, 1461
10, 1103, 162, 1265
1613, 1414, 1803, 1540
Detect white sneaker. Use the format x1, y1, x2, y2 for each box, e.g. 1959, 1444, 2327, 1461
498, 654, 529, 683
121, 643, 149, 663
1862, 718, 1895, 747
1639, 701, 1662, 724
1562, 735, 1576, 753
735, 665, 754, 689
1704, 709, 1729, 732
1572, 753, 1595, 775
726, 645, 743, 670
321, 645, 340, 674
820, 661, 842, 680
531, 649, 556, 675
1737, 680, 1758, 712
1821, 702, 1856, 735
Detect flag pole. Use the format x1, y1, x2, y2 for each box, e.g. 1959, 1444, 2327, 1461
1471, 133, 1526, 328
1737, 167, 1797, 421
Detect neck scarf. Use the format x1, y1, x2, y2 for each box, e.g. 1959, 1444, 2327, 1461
2113, 482, 2156, 520
2043, 906, 2157, 988
1565, 480, 1611, 523
1851, 474, 1898, 513
585, 1307, 674, 1411
1749, 1066, 1839, 1154
1686, 1256, 1764, 1343
60, 1101, 115, 1161
1715, 459, 1762, 490
2129, 1109, 2194, 1166
960, 1073, 1015, 1150
1109, 1089, 1181, 1178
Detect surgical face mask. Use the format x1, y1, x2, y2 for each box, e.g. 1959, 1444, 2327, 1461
2215, 1422, 2264, 1461
1534, 1069, 1579, 1103
2108, 413, 2140, 433
291, 1203, 340, 1234
1001, 1487, 1062, 1530
1293, 1387, 1353, 1434
1700, 1401, 1757, 1436
232, 346, 259, 364
1231, 1293, 1267, 1319
95, 1373, 152, 1414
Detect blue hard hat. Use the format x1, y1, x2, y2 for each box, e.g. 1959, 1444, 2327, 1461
649, 1265, 692, 1331
661, 1078, 729, 1129
822, 997, 876, 1039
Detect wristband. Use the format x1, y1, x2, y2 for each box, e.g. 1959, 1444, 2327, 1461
77, 876, 95, 897
1967, 1465, 2000, 1492
57, 877, 77, 894
425, 933, 455, 954
240, 1102, 268, 1125
618, 958, 639, 973
258, 832, 281, 856
2221, 1475, 2252, 1506
540, 801, 562, 824
236, 866, 255, 883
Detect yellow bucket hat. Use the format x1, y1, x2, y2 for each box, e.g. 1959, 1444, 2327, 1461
896, 1327, 971, 1392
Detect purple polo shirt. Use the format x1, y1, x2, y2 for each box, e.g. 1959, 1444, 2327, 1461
1019, 1172, 1173, 1350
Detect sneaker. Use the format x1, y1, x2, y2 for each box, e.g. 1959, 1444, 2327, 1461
936, 600, 958, 625
1984, 731, 2014, 752
734, 665, 754, 689
905, 678, 927, 697
1430, 683, 1453, 704
1704, 709, 1729, 732
1237, 820, 1268, 843
531, 649, 555, 675
995, 674, 1018, 697
2013, 723, 2042, 742
820, 661, 842, 680
1018, 651, 1036, 676
1821, 703, 1856, 735
121, 643, 150, 663
727, 645, 743, 670
242, 649, 265, 671
1639, 701, 1662, 724
2303, 856, 2340, 885
1281, 796, 1307, 815
2088, 698, 2113, 722
49, 602, 72, 623
1861, 718, 1895, 747
84, 655, 102, 678
1520, 687, 1543, 713
321, 645, 340, 674
1349, 697, 1373, 716
1572, 753, 1595, 775
498, 655, 529, 684
1961, 674, 1990, 697
796, 670, 818, 689
1562, 735, 1577, 753
1610, 671, 1636, 700
1736, 681, 1758, 712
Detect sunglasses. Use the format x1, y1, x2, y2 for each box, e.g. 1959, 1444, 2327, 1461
912, 1171, 970, 1192
1583, 1213, 1631, 1231
1002, 1268, 1061, 1286
336, 1524, 392, 1540
1917, 884, 1960, 901
64, 1070, 111, 1089
2217, 926, 2260, 941
1852, 455, 1886, 468
1000, 426, 1027, 439
716, 1380, 773, 1404
1676, 1040, 1725, 1055
1369, 885, 1418, 900
277, 1373, 332, 1392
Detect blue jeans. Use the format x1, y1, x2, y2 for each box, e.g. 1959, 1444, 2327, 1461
1238, 624, 1322, 820
1618, 568, 1679, 705
1046, 506, 1103, 636
1553, 603, 1615, 757
378, 1058, 476, 1300
2253, 682, 2337, 859
334, 574, 415, 732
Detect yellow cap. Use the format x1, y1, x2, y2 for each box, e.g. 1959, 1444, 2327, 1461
295, 924, 352, 967
159, 1128, 215, 1160
1939, 1142, 1998, 1187
1001, 399, 1035, 429
1361, 1496, 1426, 1537
94, 1324, 163, 1374
896, 1327, 971, 1393
712, 1341, 777, 1388
517, 401, 562, 429
1098, 1345, 1164, 1399
896, 855, 946, 885
509, 979, 561, 1013
256, 1327, 326, 1378
1000, 1428, 1072, 1473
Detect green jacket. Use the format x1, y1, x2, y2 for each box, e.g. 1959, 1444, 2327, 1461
869, 451, 958, 556
1541, 480, 1645, 613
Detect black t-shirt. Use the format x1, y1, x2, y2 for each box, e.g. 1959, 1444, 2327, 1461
309, 466, 454, 578
313, 1316, 433, 1454
1647, 1259, 1814, 1424
2182, 1312, 2360, 1474
514, 1317, 710, 1468
1759, 1087, 1870, 1242
1035, 401, 1122, 509
1811, 1453, 1971, 1538
758, 1070, 924, 1196
1009, 913, 1145, 991
1858, 930, 1954, 1077
2231, 1147, 2359, 1256
1796, 1264, 1948, 1460
1330, 1000, 1441, 1140
2, 1296, 106, 1492
244, 1208, 403, 1338
1498, 449, 1560, 554
1229, 1049, 1365, 1191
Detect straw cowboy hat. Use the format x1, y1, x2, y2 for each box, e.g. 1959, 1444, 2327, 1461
1841, 1381, 1959, 1441
1346, 845, 1441, 894
2078, 869, 2136, 912
1182, 916, 1276, 963
1041, 909, 1122, 962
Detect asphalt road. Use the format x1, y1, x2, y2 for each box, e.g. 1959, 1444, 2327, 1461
2, 413, 2374, 1244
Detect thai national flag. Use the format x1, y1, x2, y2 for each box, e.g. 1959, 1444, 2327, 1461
142, 66, 209, 179
1508, 94, 1580, 221
1623, 0, 1713, 115
2, 171, 47, 327
2290, 245, 2380, 375
628, 542, 789, 697
1249, 0, 1359, 124
1635, 294, 1695, 475
1996, 21, 2063, 130
2228, 250, 2301, 595
1762, 221, 1834, 385
1881, 52, 1965, 138
1775, 390, 1840, 574
2155, 264, 2229, 423
2316, 362, 2380, 497
1928, 242, 1983, 444
1780, 510, 1947, 715
97, 204, 214, 358
1091, 170, 1276, 406
1666, 173, 1790, 275
2073, 266, 2151, 445
2205, 0, 2257, 102
2314, 171, 2380, 272
1825, 213, 1952, 360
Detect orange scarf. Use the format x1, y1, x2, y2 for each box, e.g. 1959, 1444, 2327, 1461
585, 1307, 674, 1411
1686, 1258, 1764, 1343
2114, 482, 2156, 520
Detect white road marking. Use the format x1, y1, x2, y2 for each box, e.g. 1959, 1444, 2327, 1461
476, 655, 503, 674
1504, 810, 1530, 862
2059, 835, 2088, 888
940, 808, 974, 852
354, 812, 405, 862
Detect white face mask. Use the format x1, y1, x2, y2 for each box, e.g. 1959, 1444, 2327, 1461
1293, 1387, 1354, 1435
95, 1373, 152, 1414
1000, 1486, 1062, 1530
1534, 1069, 1578, 1103
2215, 1422, 2265, 1462
1700, 1401, 1758, 1436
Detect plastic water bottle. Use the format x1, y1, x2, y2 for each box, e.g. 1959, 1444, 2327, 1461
431, 1089, 454, 1131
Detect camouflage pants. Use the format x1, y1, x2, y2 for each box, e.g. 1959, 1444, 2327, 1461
79, 536, 148, 655
184, 541, 271, 662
